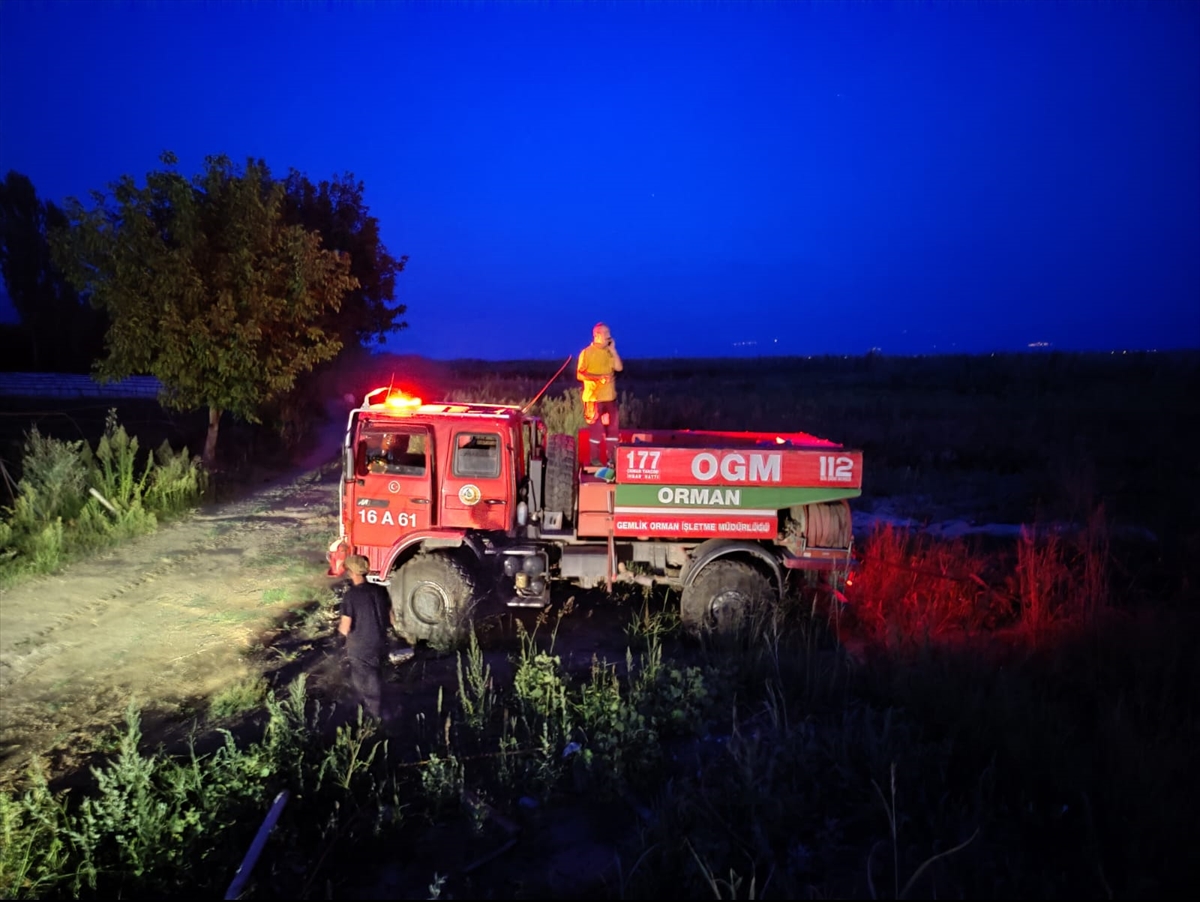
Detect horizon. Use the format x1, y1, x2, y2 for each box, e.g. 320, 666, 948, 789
2, 1, 1197, 361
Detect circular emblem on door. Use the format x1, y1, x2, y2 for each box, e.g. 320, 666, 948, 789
387, 480, 401, 494
458, 484, 482, 506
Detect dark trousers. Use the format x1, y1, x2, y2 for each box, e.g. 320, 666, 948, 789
584, 399, 620, 466
347, 648, 384, 718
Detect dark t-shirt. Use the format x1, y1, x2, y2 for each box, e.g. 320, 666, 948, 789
341, 582, 392, 656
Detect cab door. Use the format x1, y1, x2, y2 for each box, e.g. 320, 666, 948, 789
349, 424, 434, 549
441, 429, 512, 531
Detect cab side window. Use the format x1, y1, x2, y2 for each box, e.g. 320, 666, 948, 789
453, 432, 501, 478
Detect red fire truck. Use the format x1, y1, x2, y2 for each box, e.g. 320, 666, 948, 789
328, 386, 861, 645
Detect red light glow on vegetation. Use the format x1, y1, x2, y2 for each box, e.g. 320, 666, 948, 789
842, 510, 1110, 650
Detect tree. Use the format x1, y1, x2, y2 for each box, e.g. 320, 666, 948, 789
53, 153, 358, 465
0, 171, 105, 371
283, 171, 407, 348
272, 171, 407, 444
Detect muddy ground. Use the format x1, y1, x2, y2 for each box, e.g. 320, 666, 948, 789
0, 459, 341, 784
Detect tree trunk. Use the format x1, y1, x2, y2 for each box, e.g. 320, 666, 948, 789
26, 325, 40, 372
203, 406, 221, 467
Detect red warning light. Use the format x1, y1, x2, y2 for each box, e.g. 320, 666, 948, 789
363, 386, 423, 410
384, 391, 422, 409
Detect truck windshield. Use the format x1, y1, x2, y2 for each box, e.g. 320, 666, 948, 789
358, 428, 428, 477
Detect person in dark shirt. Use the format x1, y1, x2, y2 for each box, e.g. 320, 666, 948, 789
338, 555, 396, 719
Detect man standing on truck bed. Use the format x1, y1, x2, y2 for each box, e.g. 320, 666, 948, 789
577, 322, 623, 468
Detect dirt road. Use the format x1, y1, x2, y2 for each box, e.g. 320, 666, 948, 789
0, 460, 343, 786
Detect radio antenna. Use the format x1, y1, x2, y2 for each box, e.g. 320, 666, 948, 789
522, 356, 574, 413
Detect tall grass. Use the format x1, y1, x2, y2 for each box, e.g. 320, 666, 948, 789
0, 412, 205, 585
848, 507, 1112, 648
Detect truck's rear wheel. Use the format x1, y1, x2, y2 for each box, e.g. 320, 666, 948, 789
544, 433, 577, 520
390, 552, 478, 649
681, 559, 772, 635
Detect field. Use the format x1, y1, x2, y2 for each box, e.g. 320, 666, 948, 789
0, 350, 1197, 899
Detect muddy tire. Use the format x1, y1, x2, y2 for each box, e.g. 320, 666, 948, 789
544, 433, 577, 520
390, 552, 478, 649
681, 559, 772, 635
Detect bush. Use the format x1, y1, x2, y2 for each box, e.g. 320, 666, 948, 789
144, 440, 207, 516
11, 429, 90, 524
0, 677, 397, 899
0, 413, 205, 584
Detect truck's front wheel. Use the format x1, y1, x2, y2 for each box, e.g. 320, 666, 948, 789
390, 552, 478, 649
681, 559, 772, 635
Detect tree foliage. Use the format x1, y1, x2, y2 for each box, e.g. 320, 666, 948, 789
267, 172, 408, 446
283, 170, 407, 348
52, 153, 357, 464
0, 171, 105, 372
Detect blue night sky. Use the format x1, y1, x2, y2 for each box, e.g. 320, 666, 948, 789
1, 0, 1197, 360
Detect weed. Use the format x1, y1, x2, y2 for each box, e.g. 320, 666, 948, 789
10, 429, 89, 523
295, 597, 338, 638
575, 639, 711, 795
261, 586, 292, 605
686, 839, 762, 900
456, 629, 494, 738
143, 440, 206, 515
626, 591, 681, 646
428, 872, 447, 899
511, 619, 572, 744
419, 752, 464, 815
92, 410, 153, 516
208, 675, 269, 718
318, 709, 386, 793
0, 767, 71, 899
868, 763, 979, 900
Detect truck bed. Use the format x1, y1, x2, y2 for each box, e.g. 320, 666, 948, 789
622, 428, 843, 450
